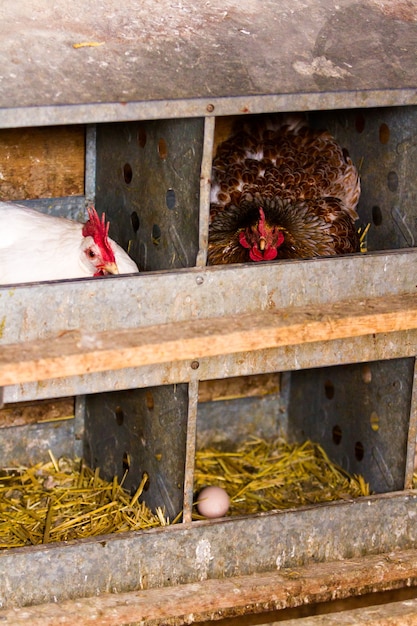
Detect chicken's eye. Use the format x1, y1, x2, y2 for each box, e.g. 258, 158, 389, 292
87, 249, 96, 259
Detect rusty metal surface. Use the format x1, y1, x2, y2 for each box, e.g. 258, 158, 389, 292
0, 1, 417, 127
183, 380, 199, 523
270, 598, 417, 626
0, 491, 417, 609
272, 599, 417, 625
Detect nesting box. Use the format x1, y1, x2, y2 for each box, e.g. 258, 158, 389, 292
1, 1, 417, 622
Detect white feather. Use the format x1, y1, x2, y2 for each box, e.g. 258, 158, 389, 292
0, 203, 138, 285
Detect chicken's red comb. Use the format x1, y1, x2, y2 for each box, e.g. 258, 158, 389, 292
257, 207, 267, 237
82, 207, 115, 262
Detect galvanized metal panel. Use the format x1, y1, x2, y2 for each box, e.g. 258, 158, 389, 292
18, 196, 86, 221
80, 118, 204, 516
1, 250, 417, 402
3, 330, 417, 404
288, 358, 415, 493
3, 92, 417, 130
196, 392, 287, 450
0, 492, 416, 609
311, 106, 417, 251
1, 250, 417, 345
83, 385, 188, 519
95, 118, 203, 271
0, 2, 417, 127
0, 420, 76, 466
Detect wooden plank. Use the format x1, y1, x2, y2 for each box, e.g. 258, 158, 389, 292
198, 373, 280, 403
1, 548, 417, 625
1, 292, 417, 386
0, 126, 85, 200
272, 599, 417, 625
0, 397, 74, 428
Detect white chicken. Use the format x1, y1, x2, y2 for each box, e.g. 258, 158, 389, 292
0, 203, 139, 284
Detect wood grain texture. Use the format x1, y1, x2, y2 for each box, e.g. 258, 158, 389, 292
1, 548, 417, 625
1, 292, 417, 386
198, 372, 280, 403
0, 126, 85, 200
0, 397, 74, 428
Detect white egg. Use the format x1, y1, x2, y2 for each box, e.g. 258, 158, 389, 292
197, 486, 230, 518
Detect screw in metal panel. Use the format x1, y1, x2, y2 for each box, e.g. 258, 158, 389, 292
191, 360, 200, 370
206, 104, 215, 113
196, 275, 204, 285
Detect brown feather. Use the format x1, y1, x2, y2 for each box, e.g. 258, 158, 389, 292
208, 115, 360, 265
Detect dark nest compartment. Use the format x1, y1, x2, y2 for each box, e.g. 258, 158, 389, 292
193, 436, 370, 519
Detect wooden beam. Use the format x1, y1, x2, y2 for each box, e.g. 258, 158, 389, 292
1, 292, 417, 386
274, 597, 417, 625
0, 126, 85, 200
1, 548, 417, 625
0, 397, 74, 428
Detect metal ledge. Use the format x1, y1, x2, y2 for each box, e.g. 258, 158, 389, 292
0, 1, 417, 126
0, 491, 416, 610
1, 249, 417, 401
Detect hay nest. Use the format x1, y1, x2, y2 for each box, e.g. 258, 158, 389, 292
194, 437, 370, 517
0, 451, 169, 549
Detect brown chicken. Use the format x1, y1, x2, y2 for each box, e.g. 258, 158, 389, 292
208, 115, 360, 265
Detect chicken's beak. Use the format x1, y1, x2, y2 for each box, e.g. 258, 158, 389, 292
103, 262, 119, 275
259, 237, 266, 251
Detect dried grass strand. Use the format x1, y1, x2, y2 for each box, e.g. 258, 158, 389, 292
0, 455, 170, 549
194, 437, 370, 518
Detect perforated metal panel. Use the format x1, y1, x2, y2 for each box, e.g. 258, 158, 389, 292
310, 107, 417, 251
288, 359, 415, 493
80, 118, 204, 515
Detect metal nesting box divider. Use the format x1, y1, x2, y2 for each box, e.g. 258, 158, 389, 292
1, 1, 417, 622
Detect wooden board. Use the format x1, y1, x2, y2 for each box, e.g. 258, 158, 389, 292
1, 291, 417, 386
0, 398, 74, 428
198, 373, 280, 403
0, 126, 85, 200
